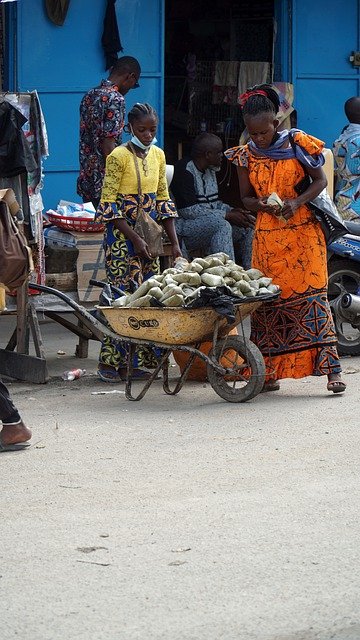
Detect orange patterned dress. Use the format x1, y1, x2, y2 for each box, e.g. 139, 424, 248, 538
225, 131, 341, 381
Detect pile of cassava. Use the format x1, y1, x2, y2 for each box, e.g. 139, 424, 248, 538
112, 253, 280, 308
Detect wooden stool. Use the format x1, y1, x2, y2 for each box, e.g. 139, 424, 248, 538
159, 242, 173, 271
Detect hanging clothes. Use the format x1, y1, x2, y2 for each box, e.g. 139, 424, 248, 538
102, 0, 123, 71
212, 61, 240, 105
237, 61, 271, 96
0, 174, 30, 225
26, 92, 49, 192
45, 0, 70, 26
0, 100, 36, 178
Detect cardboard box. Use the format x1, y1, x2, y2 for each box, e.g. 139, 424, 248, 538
0, 286, 6, 311
68, 231, 106, 302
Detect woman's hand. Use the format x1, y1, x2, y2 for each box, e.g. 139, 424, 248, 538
132, 235, 152, 259
281, 198, 301, 220
257, 197, 281, 214
113, 218, 152, 258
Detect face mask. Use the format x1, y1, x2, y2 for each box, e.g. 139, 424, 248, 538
130, 127, 157, 151
130, 134, 157, 151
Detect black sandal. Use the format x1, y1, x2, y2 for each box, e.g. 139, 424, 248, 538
261, 380, 280, 393
327, 380, 346, 394
0, 440, 31, 452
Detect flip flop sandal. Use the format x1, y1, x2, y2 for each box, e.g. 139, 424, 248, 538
327, 380, 346, 394
119, 368, 157, 381
97, 367, 123, 383
0, 440, 31, 453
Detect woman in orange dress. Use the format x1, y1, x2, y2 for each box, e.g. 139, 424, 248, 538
225, 84, 346, 393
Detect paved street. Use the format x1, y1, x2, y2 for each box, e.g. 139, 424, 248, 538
1, 316, 360, 640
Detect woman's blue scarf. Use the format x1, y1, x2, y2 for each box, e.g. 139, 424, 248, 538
248, 128, 325, 169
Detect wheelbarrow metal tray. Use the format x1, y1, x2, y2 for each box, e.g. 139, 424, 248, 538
97, 298, 265, 345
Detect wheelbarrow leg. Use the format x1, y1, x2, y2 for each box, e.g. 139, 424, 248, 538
162, 343, 201, 396
124, 343, 136, 400
124, 346, 170, 401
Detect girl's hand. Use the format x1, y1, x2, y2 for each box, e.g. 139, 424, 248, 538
132, 236, 152, 259
281, 199, 300, 220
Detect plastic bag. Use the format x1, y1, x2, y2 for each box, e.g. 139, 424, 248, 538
294, 176, 347, 245
288, 132, 347, 245
310, 190, 348, 245
186, 285, 239, 324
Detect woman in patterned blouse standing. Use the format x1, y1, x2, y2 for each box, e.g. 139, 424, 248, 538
95, 103, 182, 382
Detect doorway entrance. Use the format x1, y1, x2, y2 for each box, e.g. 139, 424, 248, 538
164, 0, 276, 168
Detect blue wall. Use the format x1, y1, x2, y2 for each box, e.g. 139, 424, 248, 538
14, 0, 357, 207
15, 0, 164, 209
290, 0, 360, 147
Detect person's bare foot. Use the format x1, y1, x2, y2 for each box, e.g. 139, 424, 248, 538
0, 420, 32, 446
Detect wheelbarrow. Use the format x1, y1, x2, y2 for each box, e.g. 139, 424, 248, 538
31, 283, 277, 403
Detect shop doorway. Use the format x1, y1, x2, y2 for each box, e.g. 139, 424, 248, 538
164, 0, 276, 205
164, 0, 275, 166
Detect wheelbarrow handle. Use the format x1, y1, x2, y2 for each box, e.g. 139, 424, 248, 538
27, 282, 122, 342
89, 279, 125, 297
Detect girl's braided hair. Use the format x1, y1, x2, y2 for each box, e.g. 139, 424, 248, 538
241, 84, 280, 118
128, 102, 158, 125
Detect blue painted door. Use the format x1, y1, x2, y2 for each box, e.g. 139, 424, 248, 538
292, 0, 360, 146
14, 0, 164, 209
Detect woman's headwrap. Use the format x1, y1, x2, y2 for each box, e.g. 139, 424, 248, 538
239, 89, 268, 108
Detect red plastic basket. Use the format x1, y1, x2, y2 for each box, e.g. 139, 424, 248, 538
47, 211, 104, 233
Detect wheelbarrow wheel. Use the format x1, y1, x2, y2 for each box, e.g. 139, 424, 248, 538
207, 336, 265, 403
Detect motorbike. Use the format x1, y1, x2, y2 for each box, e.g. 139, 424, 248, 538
328, 220, 360, 356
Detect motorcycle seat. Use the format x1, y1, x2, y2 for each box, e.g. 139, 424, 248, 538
344, 220, 360, 237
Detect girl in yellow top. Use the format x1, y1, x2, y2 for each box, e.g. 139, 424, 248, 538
225, 85, 346, 394
95, 103, 182, 381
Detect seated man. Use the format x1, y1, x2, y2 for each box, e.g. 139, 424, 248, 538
171, 133, 254, 267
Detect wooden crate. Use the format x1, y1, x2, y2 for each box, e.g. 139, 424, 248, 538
45, 271, 77, 292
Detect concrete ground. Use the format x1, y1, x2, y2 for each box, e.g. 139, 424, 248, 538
1, 315, 360, 640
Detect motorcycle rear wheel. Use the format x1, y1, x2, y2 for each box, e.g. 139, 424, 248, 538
328, 257, 360, 356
